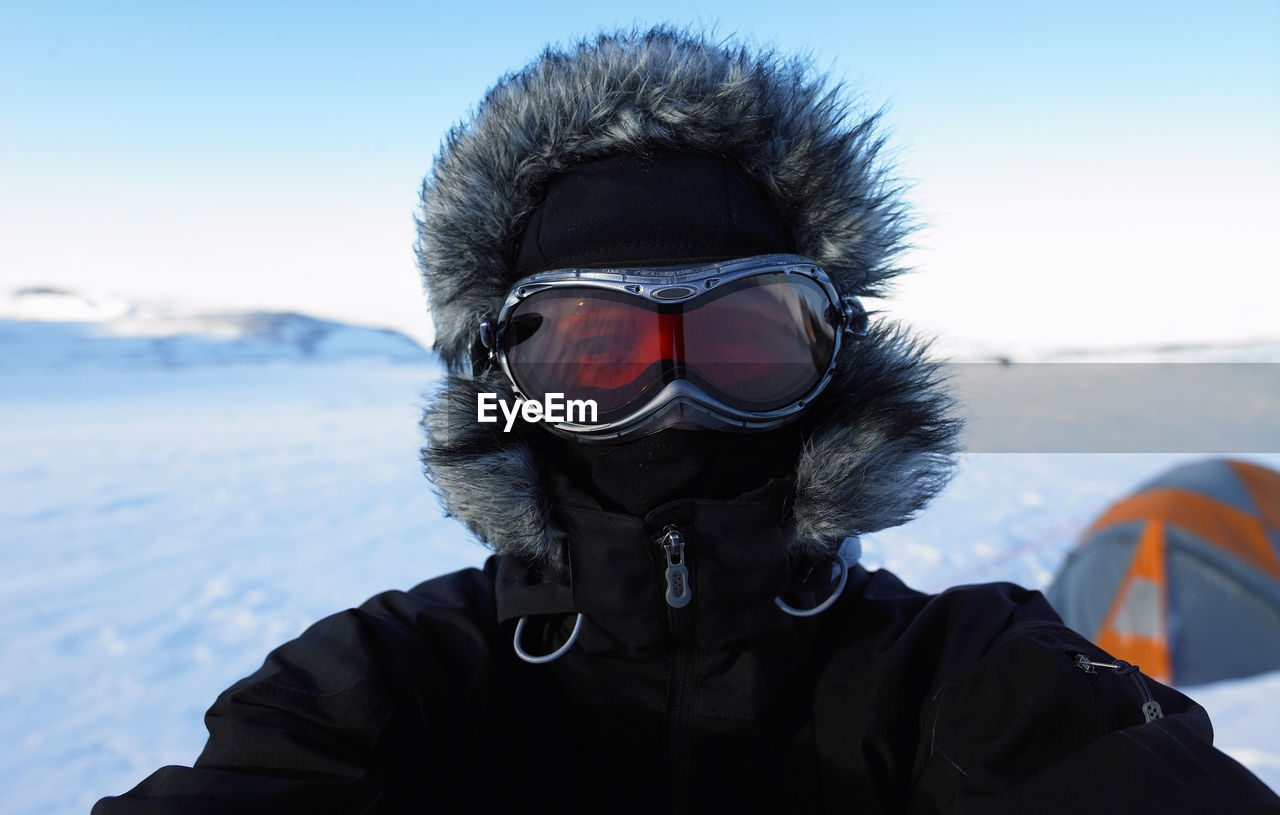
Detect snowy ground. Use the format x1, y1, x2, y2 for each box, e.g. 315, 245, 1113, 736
3, 311, 1279, 813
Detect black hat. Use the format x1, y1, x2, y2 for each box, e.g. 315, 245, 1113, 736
515, 151, 794, 275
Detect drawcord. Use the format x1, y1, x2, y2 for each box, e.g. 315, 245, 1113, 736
513, 612, 584, 664
514, 538, 851, 659
1074, 654, 1166, 722
775, 556, 848, 617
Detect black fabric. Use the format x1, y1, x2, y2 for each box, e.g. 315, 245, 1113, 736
95, 491, 1280, 814
531, 425, 805, 518
514, 152, 795, 276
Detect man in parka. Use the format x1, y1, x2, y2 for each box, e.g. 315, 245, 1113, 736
95, 27, 1280, 814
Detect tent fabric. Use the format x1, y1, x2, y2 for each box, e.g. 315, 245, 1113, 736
1094, 518, 1171, 682
1137, 458, 1259, 515
1047, 458, 1280, 686
1165, 528, 1280, 685
1090, 488, 1280, 579
1235, 460, 1280, 534
1046, 521, 1140, 642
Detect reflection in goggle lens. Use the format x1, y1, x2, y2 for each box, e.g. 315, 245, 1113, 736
501, 273, 839, 423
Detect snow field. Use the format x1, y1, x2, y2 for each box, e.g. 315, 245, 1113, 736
2, 358, 1277, 813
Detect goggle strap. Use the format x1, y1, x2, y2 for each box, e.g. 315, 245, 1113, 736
842, 295, 870, 338
478, 316, 499, 353
470, 316, 500, 378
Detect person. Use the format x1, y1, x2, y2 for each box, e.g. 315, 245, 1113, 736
95, 27, 1279, 814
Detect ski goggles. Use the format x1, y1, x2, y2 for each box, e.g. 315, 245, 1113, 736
477, 254, 869, 441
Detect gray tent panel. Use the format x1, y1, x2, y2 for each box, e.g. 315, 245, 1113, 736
1110, 577, 1164, 640
1046, 520, 1143, 640
1138, 459, 1259, 517
1164, 524, 1280, 686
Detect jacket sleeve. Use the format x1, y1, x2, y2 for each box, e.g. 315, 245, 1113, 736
910, 610, 1280, 814
92, 570, 498, 815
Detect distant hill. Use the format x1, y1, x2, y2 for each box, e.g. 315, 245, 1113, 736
939, 337, 1280, 364
0, 288, 431, 371
1032, 339, 1280, 363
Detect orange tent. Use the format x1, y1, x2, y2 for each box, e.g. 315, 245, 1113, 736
1047, 459, 1280, 686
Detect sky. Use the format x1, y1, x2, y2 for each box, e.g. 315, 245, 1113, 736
3, 0, 1278, 356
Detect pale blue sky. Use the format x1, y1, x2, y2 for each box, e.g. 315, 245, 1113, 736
3, 1, 1277, 354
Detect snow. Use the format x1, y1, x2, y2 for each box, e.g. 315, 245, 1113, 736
0, 288, 429, 371
2, 303, 1278, 812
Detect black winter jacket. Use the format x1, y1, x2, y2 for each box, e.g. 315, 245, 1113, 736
95, 482, 1280, 814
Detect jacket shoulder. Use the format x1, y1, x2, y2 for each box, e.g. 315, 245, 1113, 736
852, 573, 1280, 813
838, 568, 1069, 682
93, 563, 505, 814
248, 562, 501, 692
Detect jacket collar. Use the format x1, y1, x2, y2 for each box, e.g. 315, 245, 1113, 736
495, 471, 861, 654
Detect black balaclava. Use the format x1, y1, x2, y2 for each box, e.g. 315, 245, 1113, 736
516, 151, 806, 517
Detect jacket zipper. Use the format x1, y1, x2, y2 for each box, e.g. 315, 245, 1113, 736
658, 524, 695, 814
1074, 653, 1165, 723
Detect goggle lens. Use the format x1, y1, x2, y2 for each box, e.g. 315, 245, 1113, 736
500, 273, 838, 424
680, 275, 837, 408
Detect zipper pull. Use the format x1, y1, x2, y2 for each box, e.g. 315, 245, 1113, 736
1141, 699, 1165, 723
1074, 654, 1165, 723
658, 524, 692, 609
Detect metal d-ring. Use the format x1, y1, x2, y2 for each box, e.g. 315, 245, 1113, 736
774, 557, 848, 618
513, 612, 584, 664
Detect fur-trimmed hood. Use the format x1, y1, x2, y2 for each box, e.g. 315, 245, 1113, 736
417, 27, 960, 577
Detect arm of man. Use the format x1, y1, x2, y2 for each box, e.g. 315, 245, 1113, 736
910, 603, 1280, 814
92, 566, 501, 815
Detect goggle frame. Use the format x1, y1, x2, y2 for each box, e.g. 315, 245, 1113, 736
478, 254, 869, 442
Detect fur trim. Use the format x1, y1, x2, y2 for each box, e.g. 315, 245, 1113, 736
418, 370, 564, 577
417, 26, 910, 373
790, 323, 960, 562
416, 28, 960, 576
421, 323, 960, 578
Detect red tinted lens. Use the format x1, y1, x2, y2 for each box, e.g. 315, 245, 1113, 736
681, 274, 838, 408
501, 289, 672, 421
499, 274, 839, 423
